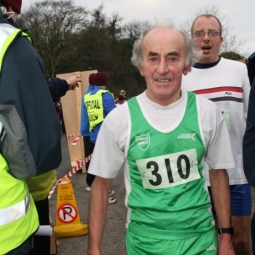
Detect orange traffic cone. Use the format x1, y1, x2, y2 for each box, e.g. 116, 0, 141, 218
54, 178, 88, 238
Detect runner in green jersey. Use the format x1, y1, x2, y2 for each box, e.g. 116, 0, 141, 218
87, 20, 236, 255
126, 92, 216, 254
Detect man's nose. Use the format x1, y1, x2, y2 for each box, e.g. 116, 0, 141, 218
203, 32, 210, 41
157, 59, 169, 74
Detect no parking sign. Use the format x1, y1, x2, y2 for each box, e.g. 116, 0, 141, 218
54, 178, 88, 238
57, 204, 78, 223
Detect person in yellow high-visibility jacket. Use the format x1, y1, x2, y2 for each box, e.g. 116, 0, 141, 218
0, 0, 63, 254
82, 72, 117, 203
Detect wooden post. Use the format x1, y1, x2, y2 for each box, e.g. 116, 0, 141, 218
56, 70, 97, 173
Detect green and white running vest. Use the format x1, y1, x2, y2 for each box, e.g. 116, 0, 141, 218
126, 92, 214, 239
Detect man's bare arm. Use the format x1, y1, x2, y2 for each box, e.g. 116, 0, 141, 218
209, 169, 235, 255
88, 176, 112, 255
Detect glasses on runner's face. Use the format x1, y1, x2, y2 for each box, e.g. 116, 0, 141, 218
193, 30, 220, 38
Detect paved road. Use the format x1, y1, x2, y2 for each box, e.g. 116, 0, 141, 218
49, 134, 127, 255
49, 133, 255, 255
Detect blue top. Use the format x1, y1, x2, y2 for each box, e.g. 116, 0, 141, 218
80, 86, 116, 143
47, 78, 69, 102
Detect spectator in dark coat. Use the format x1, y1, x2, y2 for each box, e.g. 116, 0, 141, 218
243, 51, 255, 255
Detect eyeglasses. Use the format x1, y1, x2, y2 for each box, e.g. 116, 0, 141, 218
193, 30, 220, 38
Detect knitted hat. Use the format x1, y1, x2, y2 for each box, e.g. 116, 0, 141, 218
89, 73, 95, 85
1, 0, 22, 14
93, 72, 108, 86
118, 95, 125, 100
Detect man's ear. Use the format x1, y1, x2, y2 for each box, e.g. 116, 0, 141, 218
138, 65, 145, 77
219, 36, 224, 47
183, 63, 192, 75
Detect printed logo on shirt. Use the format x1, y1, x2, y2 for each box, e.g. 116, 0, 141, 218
86, 100, 101, 110
225, 91, 232, 96
206, 245, 216, 251
88, 114, 98, 121
177, 133, 196, 141
221, 109, 230, 130
135, 133, 150, 151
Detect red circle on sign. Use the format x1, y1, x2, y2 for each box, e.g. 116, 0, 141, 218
57, 204, 78, 223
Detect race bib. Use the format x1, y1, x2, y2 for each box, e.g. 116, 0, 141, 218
136, 148, 201, 189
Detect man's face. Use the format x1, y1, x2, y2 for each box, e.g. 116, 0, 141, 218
192, 16, 223, 64
139, 27, 190, 106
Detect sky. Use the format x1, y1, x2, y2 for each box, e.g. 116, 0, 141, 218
22, 0, 255, 58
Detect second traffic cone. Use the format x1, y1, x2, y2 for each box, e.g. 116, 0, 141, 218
54, 178, 88, 238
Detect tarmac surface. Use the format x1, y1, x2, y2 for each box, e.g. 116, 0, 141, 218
49, 133, 255, 255
49, 134, 127, 255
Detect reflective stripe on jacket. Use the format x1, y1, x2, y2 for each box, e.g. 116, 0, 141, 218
0, 153, 38, 254
0, 23, 31, 72
0, 192, 30, 226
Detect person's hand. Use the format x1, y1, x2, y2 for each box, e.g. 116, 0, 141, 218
67, 76, 82, 90
218, 235, 235, 255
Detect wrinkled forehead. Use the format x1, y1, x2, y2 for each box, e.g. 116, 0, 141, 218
142, 27, 187, 56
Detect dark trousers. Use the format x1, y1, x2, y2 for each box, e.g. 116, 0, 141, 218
6, 236, 33, 255
84, 136, 95, 187
28, 198, 50, 255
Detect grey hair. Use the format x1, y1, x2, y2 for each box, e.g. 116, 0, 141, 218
131, 19, 201, 69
